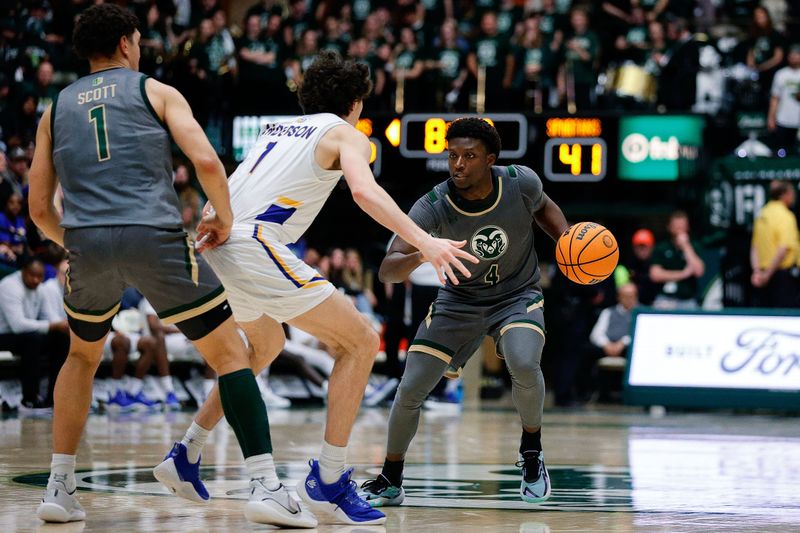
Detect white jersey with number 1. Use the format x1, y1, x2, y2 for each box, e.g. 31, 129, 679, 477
228, 112, 348, 244
203, 113, 347, 323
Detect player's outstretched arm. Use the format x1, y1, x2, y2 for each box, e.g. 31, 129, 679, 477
379, 236, 425, 283
336, 127, 479, 284
145, 78, 232, 250
28, 105, 65, 247
533, 193, 569, 242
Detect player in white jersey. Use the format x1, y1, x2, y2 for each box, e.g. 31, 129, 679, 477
156, 51, 478, 526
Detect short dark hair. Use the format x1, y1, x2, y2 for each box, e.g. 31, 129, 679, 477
73, 4, 139, 60
669, 209, 689, 222
769, 180, 792, 200
21, 256, 44, 271
298, 51, 373, 116
445, 118, 502, 157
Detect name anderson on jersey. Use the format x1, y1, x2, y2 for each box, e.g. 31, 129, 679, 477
262, 123, 318, 140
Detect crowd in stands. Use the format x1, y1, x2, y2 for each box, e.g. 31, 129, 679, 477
0, 1, 798, 412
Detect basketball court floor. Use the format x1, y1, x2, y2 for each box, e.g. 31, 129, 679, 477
1, 403, 798, 532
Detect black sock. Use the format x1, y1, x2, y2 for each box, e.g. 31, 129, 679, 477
218, 368, 272, 458
381, 458, 404, 486
520, 428, 542, 455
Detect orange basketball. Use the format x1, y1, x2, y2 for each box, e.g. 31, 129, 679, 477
555, 222, 619, 285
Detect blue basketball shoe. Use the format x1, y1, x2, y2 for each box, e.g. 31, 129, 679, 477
296, 460, 386, 525
152, 442, 209, 503
163, 391, 181, 410
517, 450, 551, 503
106, 389, 137, 412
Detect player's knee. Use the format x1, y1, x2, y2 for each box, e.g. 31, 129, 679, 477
395, 379, 427, 409
506, 357, 543, 390
360, 326, 380, 359
110, 334, 130, 354
339, 324, 379, 362
137, 336, 157, 353
68, 347, 103, 368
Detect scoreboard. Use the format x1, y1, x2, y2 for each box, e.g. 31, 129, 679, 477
231, 112, 704, 199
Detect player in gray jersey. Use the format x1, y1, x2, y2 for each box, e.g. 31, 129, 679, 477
360, 118, 570, 506
28, 4, 315, 528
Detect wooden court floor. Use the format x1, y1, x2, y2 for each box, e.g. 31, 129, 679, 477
1, 404, 798, 532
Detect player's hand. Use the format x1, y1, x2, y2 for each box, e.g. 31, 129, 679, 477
195, 211, 231, 252
417, 237, 480, 285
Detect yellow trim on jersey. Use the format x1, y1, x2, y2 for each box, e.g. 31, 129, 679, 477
277, 196, 303, 208
302, 280, 329, 290
444, 176, 503, 217
160, 290, 228, 325
499, 322, 545, 339
255, 225, 328, 288
409, 343, 452, 365
64, 302, 120, 323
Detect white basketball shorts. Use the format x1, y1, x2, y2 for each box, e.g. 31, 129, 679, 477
203, 225, 335, 323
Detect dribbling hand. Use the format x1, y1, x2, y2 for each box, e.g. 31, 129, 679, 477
195, 211, 231, 253
418, 236, 480, 285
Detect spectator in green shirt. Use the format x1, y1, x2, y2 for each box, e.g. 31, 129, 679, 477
561, 7, 599, 110
649, 211, 706, 309
467, 11, 515, 111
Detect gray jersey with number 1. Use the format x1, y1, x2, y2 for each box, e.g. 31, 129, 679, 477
52, 67, 181, 229
407, 164, 546, 304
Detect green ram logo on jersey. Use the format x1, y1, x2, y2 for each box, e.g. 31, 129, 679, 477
471, 225, 508, 260
93, 76, 103, 86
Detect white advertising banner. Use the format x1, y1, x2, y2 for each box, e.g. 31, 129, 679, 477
628, 313, 800, 391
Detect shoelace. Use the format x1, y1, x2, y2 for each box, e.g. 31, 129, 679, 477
329, 478, 372, 510
515, 452, 542, 483
360, 475, 390, 493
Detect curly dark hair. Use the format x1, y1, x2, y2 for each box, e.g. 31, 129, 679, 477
73, 4, 139, 60
298, 50, 373, 116
445, 117, 502, 157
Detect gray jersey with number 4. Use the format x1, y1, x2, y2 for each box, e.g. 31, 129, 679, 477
52, 67, 181, 229
408, 165, 546, 303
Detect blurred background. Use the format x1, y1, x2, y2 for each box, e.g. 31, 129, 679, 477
0, 0, 798, 414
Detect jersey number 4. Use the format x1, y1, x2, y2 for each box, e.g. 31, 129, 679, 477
484, 264, 500, 285
89, 105, 110, 161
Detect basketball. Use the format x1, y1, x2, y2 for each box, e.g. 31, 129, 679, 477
555, 222, 619, 285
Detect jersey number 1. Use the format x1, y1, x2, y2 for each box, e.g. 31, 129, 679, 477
89, 105, 110, 161
484, 264, 500, 285
250, 141, 277, 173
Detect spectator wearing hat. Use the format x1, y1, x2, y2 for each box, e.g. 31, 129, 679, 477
751, 180, 799, 308
615, 228, 657, 305
768, 44, 800, 156
1, 146, 27, 207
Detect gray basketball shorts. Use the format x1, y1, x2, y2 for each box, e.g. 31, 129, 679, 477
408, 289, 545, 378
63, 226, 228, 340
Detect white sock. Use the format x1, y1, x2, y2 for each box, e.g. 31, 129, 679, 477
50, 454, 77, 493
112, 378, 125, 395
160, 375, 174, 393
319, 441, 347, 484
128, 377, 144, 395
181, 422, 210, 464
245, 453, 280, 490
